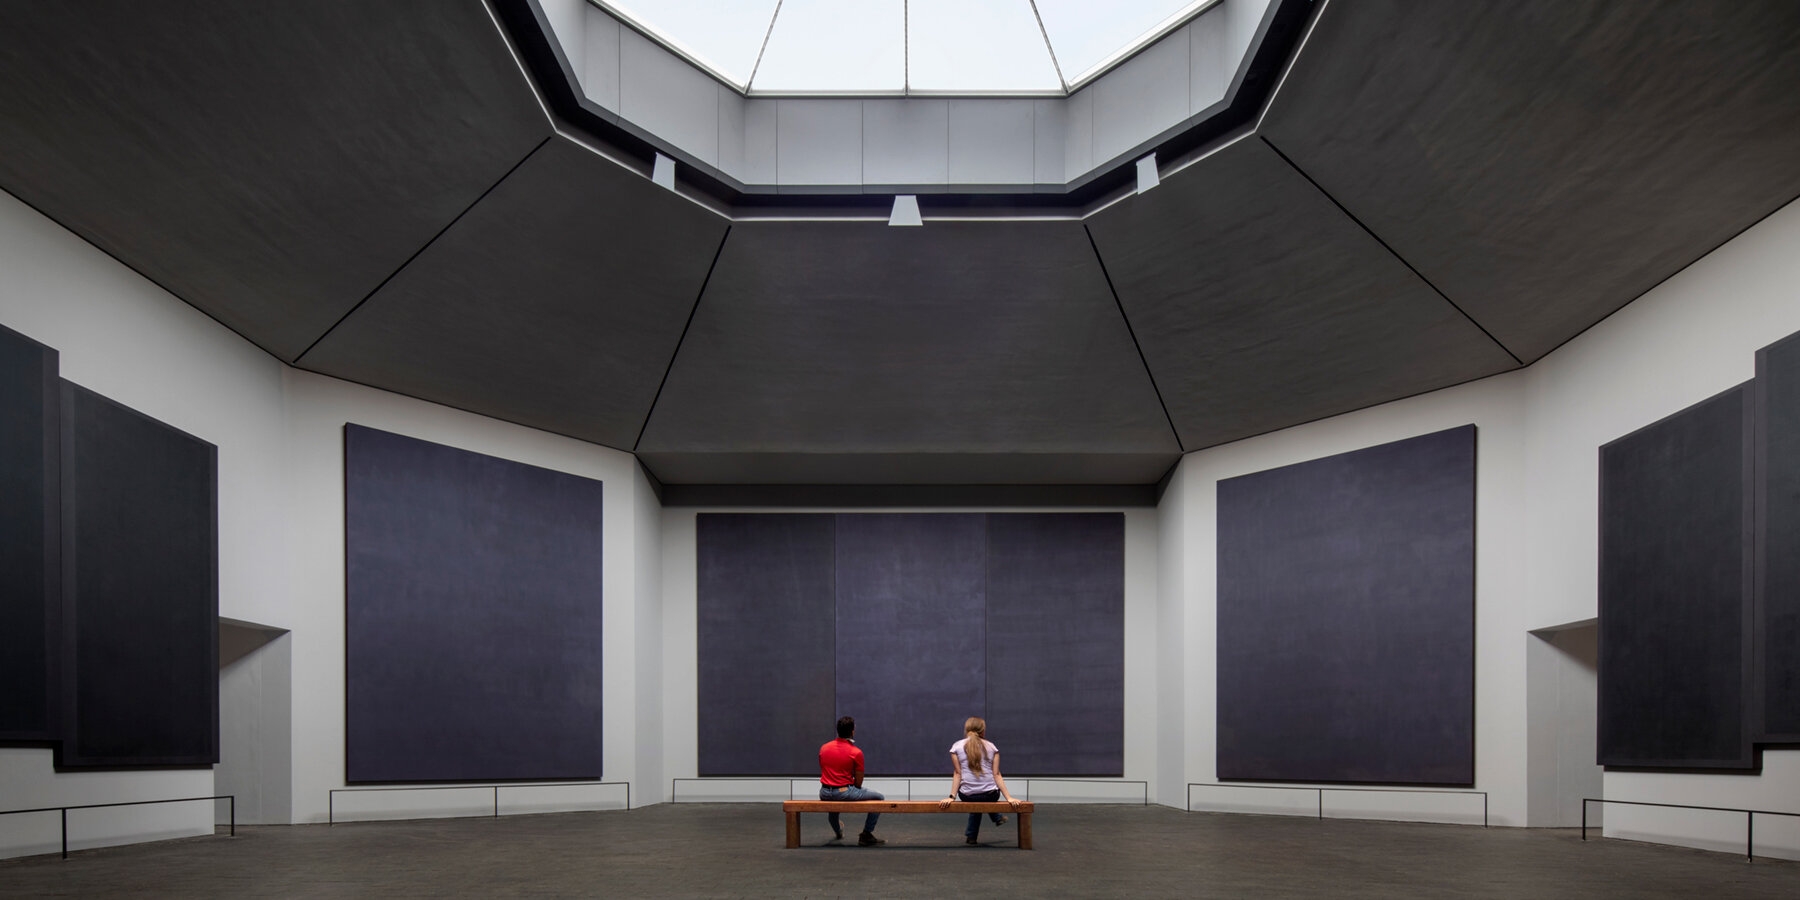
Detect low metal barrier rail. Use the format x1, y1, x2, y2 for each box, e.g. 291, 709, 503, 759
0, 794, 234, 860
673, 777, 1150, 805
1188, 783, 1488, 827
327, 781, 630, 825
1581, 797, 1800, 861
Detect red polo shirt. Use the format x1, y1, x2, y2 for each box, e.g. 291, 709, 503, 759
819, 738, 864, 787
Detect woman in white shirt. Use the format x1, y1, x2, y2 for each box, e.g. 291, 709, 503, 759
938, 716, 1023, 844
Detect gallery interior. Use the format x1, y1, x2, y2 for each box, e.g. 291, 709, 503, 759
3, 0, 1800, 891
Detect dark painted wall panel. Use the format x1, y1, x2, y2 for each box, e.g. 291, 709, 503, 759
59, 384, 216, 767
696, 514, 837, 776
344, 425, 604, 783
986, 513, 1125, 776
1757, 335, 1800, 741
1217, 425, 1476, 785
0, 326, 59, 741
1599, 386, 1754, 768
835, 514, 987, 776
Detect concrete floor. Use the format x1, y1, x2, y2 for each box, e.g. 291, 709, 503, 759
1, 804, 1794, 898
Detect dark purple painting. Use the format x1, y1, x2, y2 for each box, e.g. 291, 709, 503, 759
345, 424, 604, 782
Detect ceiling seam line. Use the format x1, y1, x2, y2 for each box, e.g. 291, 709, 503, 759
477, 0, 555, 131
0, 185, 290, 365
1257, 134, 1526, 367
1027, 0, 1067, 93
747, 0, 781, 93
1083, 222, 1186, 451
633, 225, 733, 452
292, 134, 553, 366
1523, 183, 1800, 367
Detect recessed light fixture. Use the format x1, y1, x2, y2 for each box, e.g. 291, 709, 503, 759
1136, 154, 1160, 194
652, 152, 677, 191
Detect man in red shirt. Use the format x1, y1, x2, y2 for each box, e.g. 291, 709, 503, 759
818, 716, 884, 845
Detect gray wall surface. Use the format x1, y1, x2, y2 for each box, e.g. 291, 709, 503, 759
1217, 425, 1476, 785
344, 425, 605, 782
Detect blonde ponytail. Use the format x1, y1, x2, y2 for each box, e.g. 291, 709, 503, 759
964, 716, 987, 774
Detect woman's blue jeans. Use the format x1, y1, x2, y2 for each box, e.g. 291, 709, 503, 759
959, 789, 1005, 839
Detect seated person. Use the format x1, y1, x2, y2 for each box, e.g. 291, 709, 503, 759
818, 715, 884, 846
938, 716, 1023, 844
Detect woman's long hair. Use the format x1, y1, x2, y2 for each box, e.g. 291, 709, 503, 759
963, 716, 987, 774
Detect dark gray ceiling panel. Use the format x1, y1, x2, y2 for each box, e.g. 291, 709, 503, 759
1088, 136, 1519, 451
299, 137, 729, 451
1259, 0, 1800, 362
636, 220, 1181, 484
0, 1, 549, 361
634, 451, 1179, 487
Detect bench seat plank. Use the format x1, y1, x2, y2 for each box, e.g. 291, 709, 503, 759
781, 800, 1034, 849
783, 801, 1030, 813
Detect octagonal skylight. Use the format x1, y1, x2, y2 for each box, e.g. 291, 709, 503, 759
595, 0, 1220, 95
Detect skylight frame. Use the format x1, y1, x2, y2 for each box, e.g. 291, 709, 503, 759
585, 0, 1227, 99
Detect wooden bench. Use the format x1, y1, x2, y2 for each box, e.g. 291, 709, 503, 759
781, 800, 1034, 849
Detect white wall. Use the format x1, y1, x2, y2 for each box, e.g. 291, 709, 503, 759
1525, 624, 1600, 827
655, 507, 1162, 805
0, 189, 650, 854
1520, 196, 1800, 860
1171, 196, 1800, 845
1154, 464, 1191, 808
1173, 370, 1530, 826
631, 464, 665, 805
277, 370, 647, 824
0, 187, 284, 857
217, 629, 293, 826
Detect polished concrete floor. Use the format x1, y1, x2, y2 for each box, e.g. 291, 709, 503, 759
1, 804, 1794, 898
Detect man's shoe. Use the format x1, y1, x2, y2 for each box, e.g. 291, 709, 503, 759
831, 823, 844, 840
858, 832, 885, 846
965, 836, 978, 845
995, 815, 1008, 826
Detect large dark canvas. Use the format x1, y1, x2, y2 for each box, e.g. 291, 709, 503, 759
986, 513, 1125, 776
694, 512, 1126, 777
835, 514, 987, 776
0, 326, 58, 742
59, 384, 217, 767
1217, 425, 1477, 785
344, 425, 604, 783
1600, 386, 1754, 768
696, 514, 836, 775
1756, 335, 1800, 741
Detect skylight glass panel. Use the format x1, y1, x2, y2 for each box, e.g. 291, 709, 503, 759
601, 0, 780, 90
750, 0, 906, 94
906, 0, 1062, 93
1035, 0, 1210, 86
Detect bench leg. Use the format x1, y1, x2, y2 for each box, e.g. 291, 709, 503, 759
786, 811, 800, 849
1018, 812, 1032, 850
